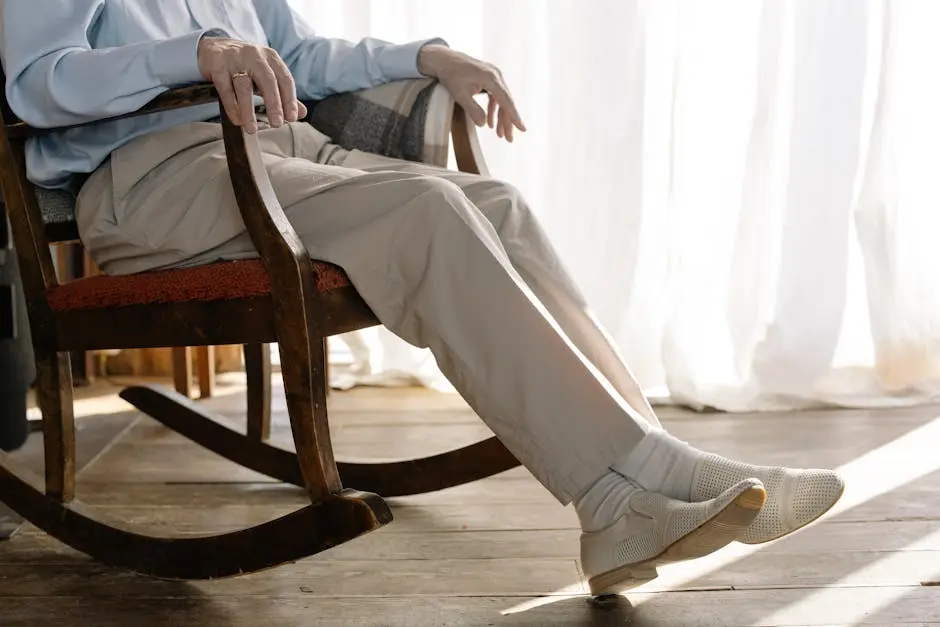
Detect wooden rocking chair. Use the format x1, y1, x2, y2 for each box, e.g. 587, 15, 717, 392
0, 77, 519, 580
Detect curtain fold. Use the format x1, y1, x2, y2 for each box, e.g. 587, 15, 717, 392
294, 0, 940, 411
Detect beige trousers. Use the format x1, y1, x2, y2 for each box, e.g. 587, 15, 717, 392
77, 120, 660, 503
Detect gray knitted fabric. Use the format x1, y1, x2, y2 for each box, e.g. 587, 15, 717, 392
34, 186, 77, 229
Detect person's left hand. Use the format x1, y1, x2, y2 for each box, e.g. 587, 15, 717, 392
418, 44, 526, 142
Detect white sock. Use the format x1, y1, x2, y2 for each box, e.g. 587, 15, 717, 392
612, 428, 701, 501
574, 470, 640, 532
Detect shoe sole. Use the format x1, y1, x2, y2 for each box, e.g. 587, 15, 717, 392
587, 484, 767, 597
741, 480, 846, 545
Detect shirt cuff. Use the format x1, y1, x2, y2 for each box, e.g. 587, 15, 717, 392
377, 37, 449, 81
149, 29, 229, 86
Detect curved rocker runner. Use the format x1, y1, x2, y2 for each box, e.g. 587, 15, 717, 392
0, 457, 391, 580
120, 384, 520, 498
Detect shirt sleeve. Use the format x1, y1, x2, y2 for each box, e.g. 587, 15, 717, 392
0, 0, 212, 128
252, 0, 447, 100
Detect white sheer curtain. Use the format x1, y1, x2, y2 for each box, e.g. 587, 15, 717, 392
291, 0, 940, 412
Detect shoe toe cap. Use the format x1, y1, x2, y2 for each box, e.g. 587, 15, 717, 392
791, 470, 845, 525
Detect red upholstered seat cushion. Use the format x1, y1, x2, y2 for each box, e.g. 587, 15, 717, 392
46, 259, 352, 312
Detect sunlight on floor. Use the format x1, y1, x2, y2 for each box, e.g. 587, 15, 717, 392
25, 375, 250, 420
26, 385, 132, 420
502, 414, 940, 617
756, 527, 940, 625
499, 583, 586, 615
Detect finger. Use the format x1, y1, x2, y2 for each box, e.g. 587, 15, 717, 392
267, 51, 299, 123
250, 62, 284, 127
486, 93, 497, 129
212, 72, 241, 125
297, 100, 308, 120
233, 72, 257, 133
498, 106, 514, 142
457, 93, 487, 127
488, 76, 527, 132
497, 107, 512, 142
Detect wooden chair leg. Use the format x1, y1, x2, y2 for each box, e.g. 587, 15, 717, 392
278, 326, 341, 503
323, 337, 331, 396
34, 350, 76, 502
172, 347, 192, 398
244, 343, 271, 441
195, 345, 215, 399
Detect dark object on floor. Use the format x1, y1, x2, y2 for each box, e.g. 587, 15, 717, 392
0, 199, 34, 452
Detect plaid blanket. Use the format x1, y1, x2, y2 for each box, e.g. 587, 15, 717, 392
36, 78, 455, 228
307, 77, 452, 169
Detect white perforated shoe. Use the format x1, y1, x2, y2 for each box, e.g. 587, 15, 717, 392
580, 478, 766, 597
691, 455, 845, 544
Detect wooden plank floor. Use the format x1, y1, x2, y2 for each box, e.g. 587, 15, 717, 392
2, 374, 940, 626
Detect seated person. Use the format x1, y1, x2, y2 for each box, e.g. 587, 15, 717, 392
0, 0, 844, 596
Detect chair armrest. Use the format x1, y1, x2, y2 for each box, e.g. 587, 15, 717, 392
6, 83, 219, 140
217, 104, 322, 333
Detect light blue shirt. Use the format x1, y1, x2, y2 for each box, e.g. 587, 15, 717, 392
0, 0, 442, 189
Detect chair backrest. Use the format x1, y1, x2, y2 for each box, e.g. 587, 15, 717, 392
0, 69, 61, 307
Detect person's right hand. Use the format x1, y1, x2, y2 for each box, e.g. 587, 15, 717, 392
197, 36, 307, 134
